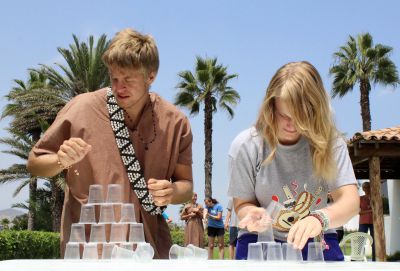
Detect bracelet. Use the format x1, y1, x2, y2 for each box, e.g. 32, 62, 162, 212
57, 159, 72, 170
309, 210, 330, 231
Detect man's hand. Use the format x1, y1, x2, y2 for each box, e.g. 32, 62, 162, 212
57, 137, 92, 168
238, 207, 272, 232
148, 178, 174, 206
287, 216, 322, 249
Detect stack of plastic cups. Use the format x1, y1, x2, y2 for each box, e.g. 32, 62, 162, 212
64, 183, 155, 261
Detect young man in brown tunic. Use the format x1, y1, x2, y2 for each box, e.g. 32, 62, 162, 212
27, 28, 193, 259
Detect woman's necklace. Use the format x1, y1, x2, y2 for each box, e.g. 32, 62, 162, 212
124, 95, 157, 151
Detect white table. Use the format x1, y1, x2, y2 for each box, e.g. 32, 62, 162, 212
0, 260, 399, 271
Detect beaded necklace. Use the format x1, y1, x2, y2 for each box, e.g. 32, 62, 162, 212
123, 95, 157, 151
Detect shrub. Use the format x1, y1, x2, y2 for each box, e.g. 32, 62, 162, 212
387, 251, 400, 262
0, 230, 60, 260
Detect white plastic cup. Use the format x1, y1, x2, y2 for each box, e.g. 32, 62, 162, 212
257, 222, 274, 242
89, 224, 106, 243
135, 243, 155, 262
282, 243, 303, 261
110, 223, 128, 243
247, 243, 263, 261
186, 244, 208, 260
129, 223, 145, 243
64, 243, 80, 259
106, 184, 122, 204
79, 205, 96, 224
120, 203, 136, 223
101, 243, 115, 259
169, 244, 189, 259
265, 200, 284, 222
69, 223, 85, 243
99, 204, 116, 224
87, 184, 105, 205
120, 242, 134, 250
307, 242, 324, 261
111, 245, 136, 260
266, 242, 283, 261
82, 243, 99, 259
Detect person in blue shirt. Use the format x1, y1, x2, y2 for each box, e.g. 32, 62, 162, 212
162, 212, 173, 224
204, 197, 225, 259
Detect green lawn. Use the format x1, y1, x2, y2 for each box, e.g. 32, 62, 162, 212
211, 247, 231, 259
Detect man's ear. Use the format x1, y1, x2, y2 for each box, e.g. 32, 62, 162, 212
146, 71, 157, 85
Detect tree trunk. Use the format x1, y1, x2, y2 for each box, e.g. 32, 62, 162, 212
204, 91, 213, 198
369, 156, 386, 261
51, 179, 64, 232
360, 79, 372, 131
27, 177, 37, 231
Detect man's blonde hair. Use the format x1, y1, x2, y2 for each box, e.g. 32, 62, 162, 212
256, 61, 338, 183
102, 28, 159, 76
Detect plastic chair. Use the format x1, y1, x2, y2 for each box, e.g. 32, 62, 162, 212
339, 232, 373, 261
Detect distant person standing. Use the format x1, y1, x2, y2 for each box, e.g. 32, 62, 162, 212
359, 182, 375, 261
225, 198, 238, 259
180, 192, 204, 247
204, 197, 225, 259
162, 212, 173, 224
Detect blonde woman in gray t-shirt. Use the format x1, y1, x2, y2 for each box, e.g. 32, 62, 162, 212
227, 61, 359, 261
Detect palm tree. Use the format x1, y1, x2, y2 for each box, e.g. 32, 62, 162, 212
39, 34, 111, 98
0, 130, 37, 230
2, 70, 62, 141
12, 183, 54, 231
330, 32, 399, 131
1, 70, 65, 231
1, 34, 111, 231
175, 57, 240, 198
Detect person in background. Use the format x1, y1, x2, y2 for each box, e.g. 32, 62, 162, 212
180, 192, 204, 248
162, 212, 173, 223
26, 28, 193, 259
204, 197, 225, 259
359, 181, 375, 261
228, 61, 359, 261
225, 198, 238, 259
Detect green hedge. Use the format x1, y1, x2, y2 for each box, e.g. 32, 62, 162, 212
0, 230, 60, 260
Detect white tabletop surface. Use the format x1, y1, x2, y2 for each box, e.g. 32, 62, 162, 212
0, 259, 399, 271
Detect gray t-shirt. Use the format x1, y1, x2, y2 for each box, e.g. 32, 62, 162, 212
227, 198, 239, 227
227, 127, 356, 241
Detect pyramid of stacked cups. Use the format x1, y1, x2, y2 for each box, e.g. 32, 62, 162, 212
64, 184, 154, 261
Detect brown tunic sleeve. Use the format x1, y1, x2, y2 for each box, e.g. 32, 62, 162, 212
177, 116, 192, 166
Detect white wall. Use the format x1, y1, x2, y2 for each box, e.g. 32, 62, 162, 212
387, 179, 400, 255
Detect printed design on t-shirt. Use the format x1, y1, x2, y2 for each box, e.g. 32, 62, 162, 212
272, 184, 323, 232
291, 180, 299, 197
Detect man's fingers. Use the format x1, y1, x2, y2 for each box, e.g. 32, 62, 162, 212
147, 179, 170, 190
150, 187, 173, 197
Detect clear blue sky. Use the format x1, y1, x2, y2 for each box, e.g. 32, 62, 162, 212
1, 0, 399, 223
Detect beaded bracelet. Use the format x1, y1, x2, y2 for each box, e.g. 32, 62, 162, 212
309, 210, 330, 231
309, 210, 330, 250
57, 159, 72, 170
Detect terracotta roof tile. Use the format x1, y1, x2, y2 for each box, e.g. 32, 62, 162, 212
350, 126, 400, 142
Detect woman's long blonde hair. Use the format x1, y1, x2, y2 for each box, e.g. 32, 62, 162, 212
255, 61, 338, 183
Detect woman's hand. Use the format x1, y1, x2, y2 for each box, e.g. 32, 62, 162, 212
287, 215, 322, 249
238, 207, 272, 232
